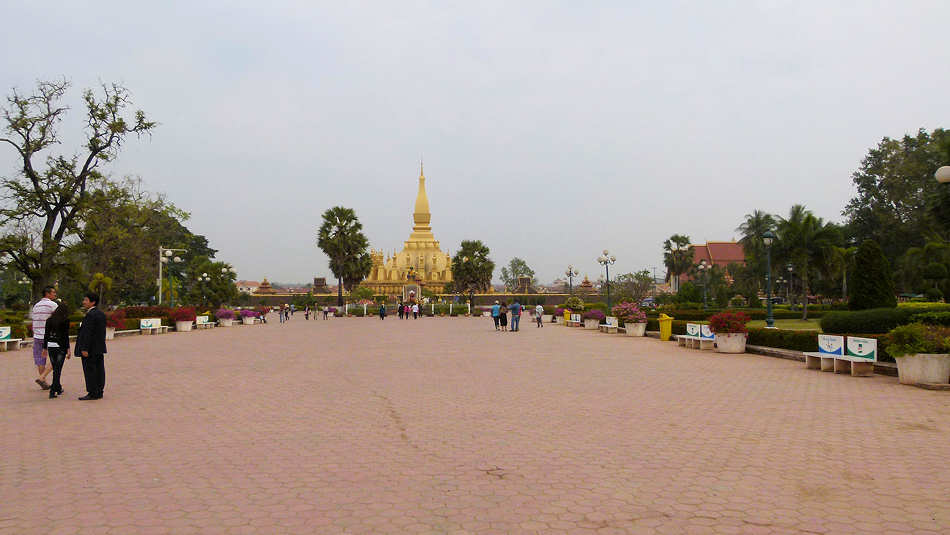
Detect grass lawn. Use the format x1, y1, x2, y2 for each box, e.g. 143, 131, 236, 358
747, 319, 821, 331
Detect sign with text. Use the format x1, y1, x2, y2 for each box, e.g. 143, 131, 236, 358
846, 336, 877, 362
0, 326, 10, 340
818, 335, 845, 356
196, 315, 210, 325
700, 324, 715, 340
686, 323, 700, 337
140, 318, 162, 329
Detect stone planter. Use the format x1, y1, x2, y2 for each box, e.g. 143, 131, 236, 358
175, 321, 193, 332
542, 314, 553, 323
242, 316, 256, 325
105, 327, 115, 340
624, 322, 647, 337
219, 318, 234, 327
583, 319, 600, 330
894, 354, 950, 385
714, 333, 747, 353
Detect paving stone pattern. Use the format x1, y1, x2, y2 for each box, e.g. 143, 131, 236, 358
2, 315, 949, 534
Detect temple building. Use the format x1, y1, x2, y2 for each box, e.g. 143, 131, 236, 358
360, 164, 453, 298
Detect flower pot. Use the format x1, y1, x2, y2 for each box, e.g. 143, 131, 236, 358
542, 314, 552, 323
555, 316, 563, 324
715, 333, 747, 353
625, 322, 647, 337
175, 321, 193, 332
583, 319, 600, 330
242, 316, 256, 325
105, 327, 115, 340
894, 354, 950, 385
219, 318, 233, 327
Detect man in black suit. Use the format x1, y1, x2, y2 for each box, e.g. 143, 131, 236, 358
75, 291, 107, 400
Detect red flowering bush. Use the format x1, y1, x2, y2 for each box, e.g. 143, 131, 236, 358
105, 309, 126, 329
708, 311, 751, 334
122, 306, 171, 319
168, 306, 197, 322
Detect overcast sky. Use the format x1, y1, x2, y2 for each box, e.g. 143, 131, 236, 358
2, 1, 949, 285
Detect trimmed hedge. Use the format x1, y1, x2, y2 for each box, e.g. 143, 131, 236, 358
650, 309, 824, 321
818, 306, 950, 334
747, 328, 818, 352
911, 311, 950, 326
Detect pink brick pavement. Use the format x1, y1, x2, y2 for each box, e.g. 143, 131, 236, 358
2, 314, 949, 534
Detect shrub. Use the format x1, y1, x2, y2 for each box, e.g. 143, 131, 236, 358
562, 296, 585, 312
105, 309, 126, 329
746, 328, 819, 352
168, 307, 197, 322
612, 302, 646, 323
886, 323, 950, 357
708, 311, 750, 334
911, 311, 950, 326
582, 309, 606, 321
849, 239, 897, 310
215, 308, 235, 320
554, 307, 565, 317
820, 308, 912, 334
122, 306, 171, 319
924, 287, 943, 302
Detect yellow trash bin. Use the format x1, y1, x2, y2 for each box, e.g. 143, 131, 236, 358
564, 310, 571, 325
658, 313, 674, 341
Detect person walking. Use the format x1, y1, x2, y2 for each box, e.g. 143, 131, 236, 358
304, 306, 310, 320
412, 302, 419, 319
491, 300, 501, 331
379, 303, 387, 320
31, 285, 58, 390
279, 307, 285, 324
535, 303, 544, 328
498, 301, 509, 332
397, 302, 404, 319
322, 306, 329, 320
42, 303, 70, 399
75, 292, 107, 401
510, 300, 522, 332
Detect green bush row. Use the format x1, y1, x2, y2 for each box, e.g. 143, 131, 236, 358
819, 305, 950, 334
910, 311, 950, 326
649, 309, 824, 321
746, 328, 818, 352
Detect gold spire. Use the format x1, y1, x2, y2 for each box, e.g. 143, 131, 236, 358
412, 161, 431, 230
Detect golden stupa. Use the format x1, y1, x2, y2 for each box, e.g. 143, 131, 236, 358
360, 164, 453, 296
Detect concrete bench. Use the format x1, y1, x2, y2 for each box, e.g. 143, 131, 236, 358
675, 323, 716, 350
599, 316, 620, 333
804, 335, 877, 377
139, 318, 169, 335
566, 313, 583, 327
0, 327, 23, 351
195, 316, 216, 329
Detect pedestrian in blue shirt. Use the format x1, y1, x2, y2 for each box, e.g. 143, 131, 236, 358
509, 301, 522, 332
491, 301, 501, 331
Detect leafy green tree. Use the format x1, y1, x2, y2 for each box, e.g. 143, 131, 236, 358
317, 206, 370, 306
663, 234, 692, 290
603, 270, 653, 304
844, 128, 950, 260
181, 259, 238, 308
500, 257, 536, 291
849, 239, 897, 309
0, 80, 156, 299
776, 205, 842, 319
351, 286, 374, 301
451, 240, 494, 313
827, 245, 858, 300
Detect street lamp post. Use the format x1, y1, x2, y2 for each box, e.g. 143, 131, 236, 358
597, 250, 617, 310
936, 166, 950, 184
697, 260, 709, 311
763, 230, 776, 328
17, 276, 30, 305
197, 272, 210, 306
565, 265, 579, 295
787, 263, 793, 307
158, 246, 187, 305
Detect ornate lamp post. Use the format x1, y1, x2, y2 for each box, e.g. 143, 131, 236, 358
762, 230, 776, 328
697, 260, 709, 311
936, 166, 950, 184
197, 272, 210, 305
597, 250, 617, 310
158, 246, 187, 305
565, 265, 579, 295
786, 263, 793, 305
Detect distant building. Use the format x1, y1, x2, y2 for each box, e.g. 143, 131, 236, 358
235, 280, 260, 294
675, 241, 745, 290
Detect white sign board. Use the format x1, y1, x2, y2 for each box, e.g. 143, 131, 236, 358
0, 326, 10, 340
196, 315, 209, 325
140, 318, 161, 329
846, 336, 878, 362
818, 335, 844, 356
686, 323, 700, 337
700, 324, 715, 340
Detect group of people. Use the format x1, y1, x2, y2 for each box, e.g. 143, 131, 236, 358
489, 300, 544, 332
30, 286, 108, 401
396, 302, 420, 320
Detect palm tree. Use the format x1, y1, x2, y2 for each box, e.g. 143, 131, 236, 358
776, 205, 842, 319
663, 234, 692, 292
736, 210, 777, 283
317, 206, 370, 306
827, 246, 857, 300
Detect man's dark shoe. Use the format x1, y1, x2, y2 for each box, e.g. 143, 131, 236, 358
78, 394, 95, 400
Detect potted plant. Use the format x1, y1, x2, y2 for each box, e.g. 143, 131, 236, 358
216, 308, 235, 327
554, 308, 565, 324
887, 323, 950, 385
613, 302, 647, 337
169, 306, 197, 332
240, 309, 259, 325
105, 309, 125, 340
582, 309, 605, 330
326, 307, 337, 318
541, 306, 554, 324
708, 311, 750, 353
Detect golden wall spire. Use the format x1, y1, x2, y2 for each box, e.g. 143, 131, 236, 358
413, 160, 431, 230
